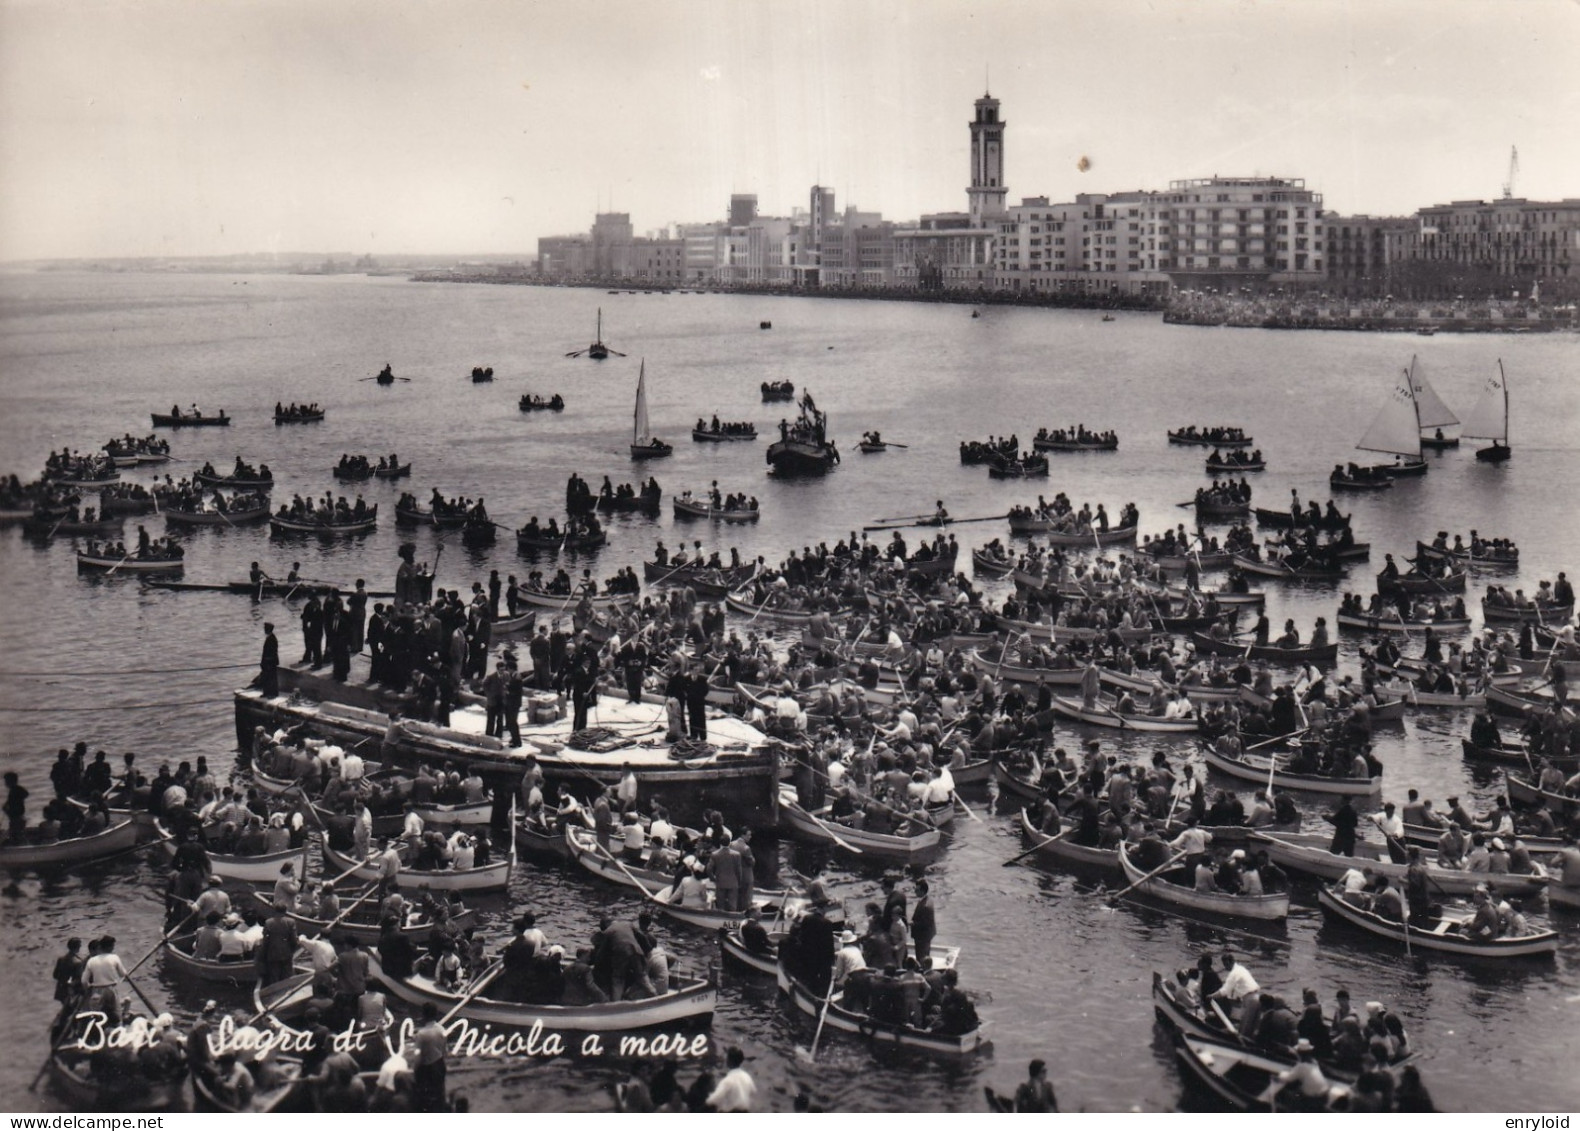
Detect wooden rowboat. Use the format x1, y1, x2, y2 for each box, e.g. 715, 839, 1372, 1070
1118, 841, 1289, 921
1460, 738, 1578, 770
165, 934, 260, 986
374, 462, 411, 479
152, 411, 230, 427
243, 887, 477, 944
692, 427, 757, 442
193, 1058, 302, 1112
776, 790, 942, 860
1201, 745, 1380, 797
269, 511, 377, 535
1168, 430, 1252, 448
163, 505, 272, 526
1482, 600, 1574, 624
777, 964, 990, 1059
194, 471, 273, 489
322, 840, 511, 892
1008, 519, 1138, 545
1336, 610, 1471, 634
673, 496, 760, 523
1505, 772, 1579, 814
1253, 830, 1547, 897
49, 1050, 186, 1111
160, 833, 306, 883
0, 818, 140, 870
76, 552, 184, 573
1231, 554, 1345, 582
1033, 436, 1118, 452
1189, 631, 1337, 665
1049, 695, 1200, 733
719, 924, 958, 978
366, 950, 716, 1031
1174, 1032, 1341, 1111
1316, 886, 1558, 958
1016, 808, 1119, 874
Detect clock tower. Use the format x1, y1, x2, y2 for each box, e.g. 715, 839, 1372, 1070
967, 92, 1007, 226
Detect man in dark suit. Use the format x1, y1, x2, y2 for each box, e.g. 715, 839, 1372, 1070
300, 596, 324, 667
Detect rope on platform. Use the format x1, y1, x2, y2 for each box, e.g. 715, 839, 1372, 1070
0, 698, 227, 712
0, 662, 258, 677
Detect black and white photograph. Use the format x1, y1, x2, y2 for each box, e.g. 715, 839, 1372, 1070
1, 0, 1578, 1117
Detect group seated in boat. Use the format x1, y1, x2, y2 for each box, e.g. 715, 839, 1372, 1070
1280, 493, 1351, 529
1034, 424, 1117, 447
334, 454, 385, 478
1421, 529, 1519, 563
470, 366, 494, 382
650, 539, 749, 573
102, 434, 171, 460
15, 793, 117, 845
1194, 479, 1252, 510
1341, 591, 1467, 624
582, 475, 661, 513
1164, 954, 1419, 1085
761, 380, 795, 400
198, 457, 272, 483
679, 484, 758, 514
1331, 462, 1394, 488
99, 481, 157, 508
82, 535, 184, 563
1484, 579, 1575, 616
959, 435, 1018, 464
1140, 523, 1257, 562
274, 493, 373, 526
693, 415, 756, 438
273, 401, 324, 421
44, 450, 119, 482
1170, 425, 1249, 444
1007, 494, 1139, 534
519, 393, 566, 411
1206, 447, 1263, 467
517, 513, 603, 544
1329, 869, 1543, 940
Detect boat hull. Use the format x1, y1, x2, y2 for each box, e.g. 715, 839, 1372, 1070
1316, 887, 1556, 958
1202, 745, 1380, 796
321, 840, 511, 892
1254, 830, 1547, 896
0, 819, 140, 870
1118, 842, 1289, 920
777, 966, 989, 1058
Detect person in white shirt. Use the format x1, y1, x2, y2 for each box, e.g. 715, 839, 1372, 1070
82, 938, 128, 989
301, 934, 336, 973
1170, 824, 1212, 858
1373, 802, 1405, 848
706, 1046, 757, 1113
450, 834, 475, 872
1211, 952, 1261, 1034
649, 810, 675, 846
617, 768, 639, 811
339, 748, 364, 783
827, 759, 847, 789
832, 931, 867, 987
924, 766, 956, 806
402, 807, 425, 847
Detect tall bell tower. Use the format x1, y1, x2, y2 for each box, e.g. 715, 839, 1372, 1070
967, 92, 1006, 225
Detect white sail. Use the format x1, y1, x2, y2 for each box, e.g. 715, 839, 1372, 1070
1356, 375, 1421, 458
1408, 356, 1458, 430
633, 359, 651, 445
1460, 364, 1508, 442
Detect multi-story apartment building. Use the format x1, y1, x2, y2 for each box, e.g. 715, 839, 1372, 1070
1324, 215, 1415, 297
1413, 197, 1580, 297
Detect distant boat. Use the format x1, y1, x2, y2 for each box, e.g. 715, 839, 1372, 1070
629, 360, 672, 460
765, 392, 840, 476
567, 308, 623, 360
1409, 355, 1460, 449
1463, 360, 1512, 463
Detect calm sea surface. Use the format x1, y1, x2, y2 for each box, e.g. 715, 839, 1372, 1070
1, 272, 1578, 1112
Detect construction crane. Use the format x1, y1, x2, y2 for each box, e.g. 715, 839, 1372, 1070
1501, 146, 1519, 199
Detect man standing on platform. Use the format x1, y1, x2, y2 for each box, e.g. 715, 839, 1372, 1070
348, 580, 368, 655
257, 623, 279, 698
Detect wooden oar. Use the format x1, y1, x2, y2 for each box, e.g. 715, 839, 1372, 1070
950, 791, 985, 824
317, 881, 381, 934
1106, 852, 1186, 902
591, 839, 659, 897
103, 553, 134, 579
122, 904, 201, 980
787, 798, 864, 855
795, 982, 837, 1064
439, 961, 504, 1025
1002, 822, 1065, 867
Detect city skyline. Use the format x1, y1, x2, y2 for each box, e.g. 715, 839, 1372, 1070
2, 0, 1578, 261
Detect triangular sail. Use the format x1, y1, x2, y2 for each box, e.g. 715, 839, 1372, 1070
1408, 356, 1458, 430
633, 360, 651, 445
1356, 375, 1421, 458
1460, 364, 1508, 442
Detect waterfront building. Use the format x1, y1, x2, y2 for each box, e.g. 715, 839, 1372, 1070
1324, 214, 1415, 297
1410, 197, 1580, 299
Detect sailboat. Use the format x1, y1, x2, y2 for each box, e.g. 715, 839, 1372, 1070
629, 360, 672, 460
1463, 361, 1511, 463
1409, 355, 1461, 450
566, 308, 624, 359
1333, 370, 1425, 490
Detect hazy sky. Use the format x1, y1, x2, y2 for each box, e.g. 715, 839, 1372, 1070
2, 0, 1577, 260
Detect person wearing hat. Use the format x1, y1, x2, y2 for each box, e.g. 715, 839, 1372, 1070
833, 929, 867, 989
217, 913, 251, 960
1274, 1037, 1332, 1105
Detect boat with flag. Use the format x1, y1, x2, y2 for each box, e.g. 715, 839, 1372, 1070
1462, 360, 1511, 462
765, 391, 839, 476
629, 360, 673, 459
